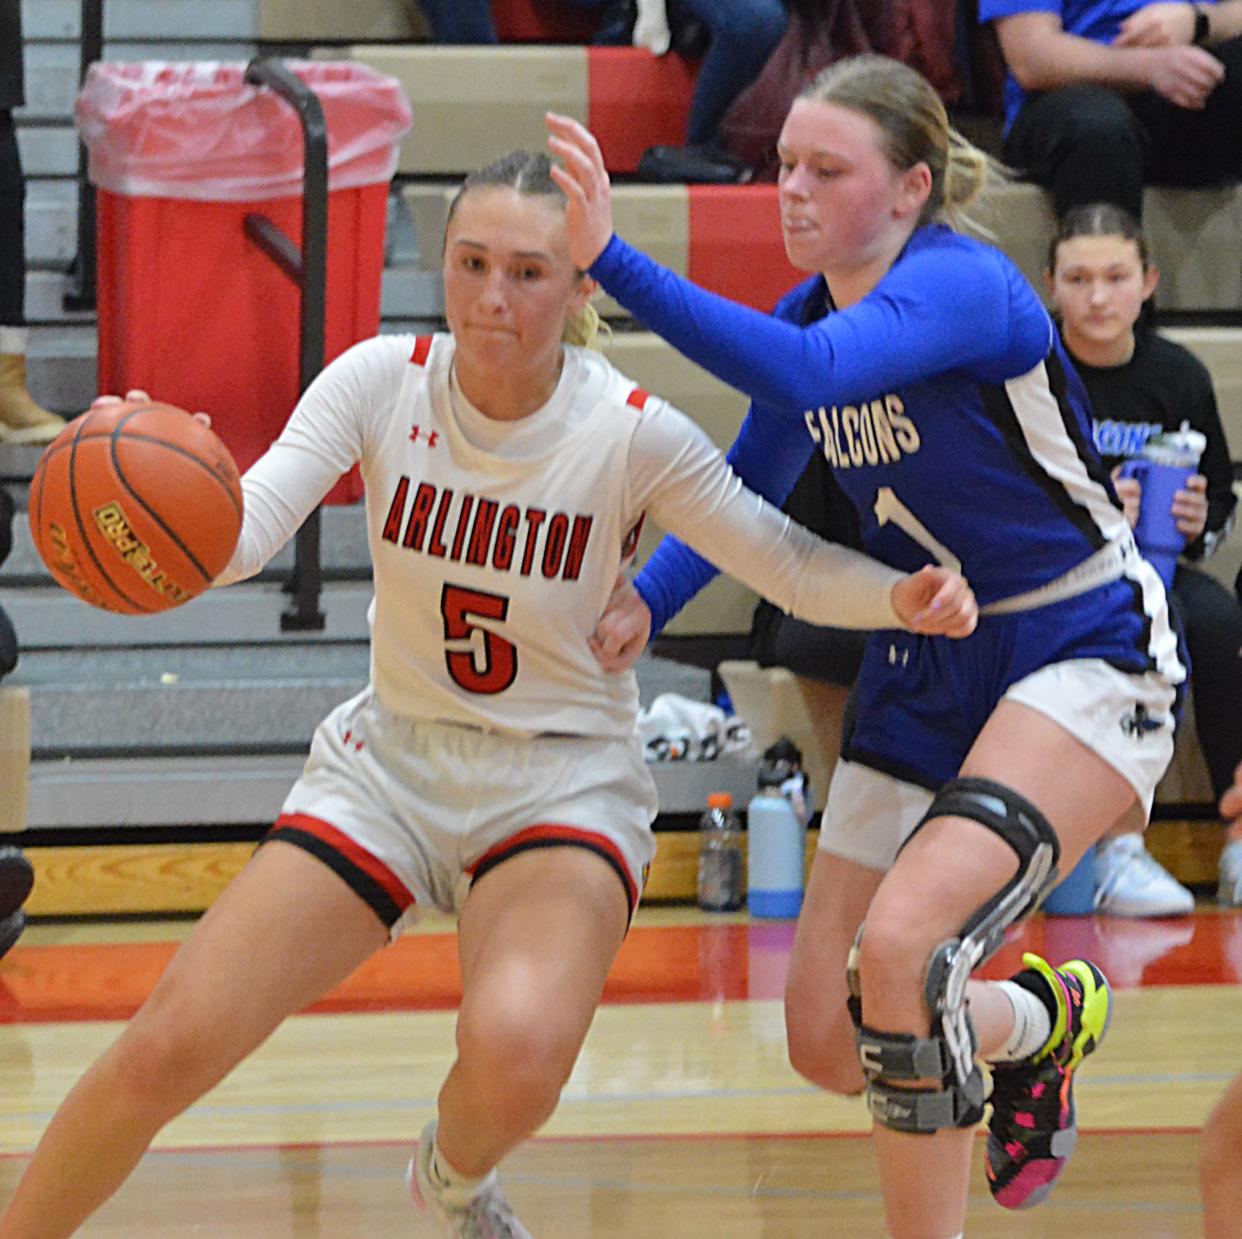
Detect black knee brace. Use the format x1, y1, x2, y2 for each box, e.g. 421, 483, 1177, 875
850, 777, 1061, 1134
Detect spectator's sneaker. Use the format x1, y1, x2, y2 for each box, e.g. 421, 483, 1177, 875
407, 1121, 533, 1238
0, 847, 33, 920
1217, 839, 1242, 907
986, 955, 1112, 1210
1093, 834, 1193, 917
0, 909, 24, 962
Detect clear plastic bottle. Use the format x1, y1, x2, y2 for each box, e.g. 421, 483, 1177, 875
697, 791, 744, 912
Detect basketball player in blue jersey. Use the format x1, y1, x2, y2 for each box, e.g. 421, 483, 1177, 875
549, 53, 1184, 1238
0, 151, 977, 1239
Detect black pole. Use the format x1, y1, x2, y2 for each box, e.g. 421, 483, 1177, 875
63, 0, 103, 311
242, 57, 328, 633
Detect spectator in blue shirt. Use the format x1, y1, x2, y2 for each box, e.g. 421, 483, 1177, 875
979, 0, 1242, 219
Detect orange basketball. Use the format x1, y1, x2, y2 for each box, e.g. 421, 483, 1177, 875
28, 400, 243, 614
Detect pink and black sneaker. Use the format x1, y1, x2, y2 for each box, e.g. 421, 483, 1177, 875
985, 954, 1112, 1210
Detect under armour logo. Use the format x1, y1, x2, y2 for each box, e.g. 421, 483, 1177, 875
887, 643, 910, 667
1120, 703, 1166, 738
410, 425, 440, 448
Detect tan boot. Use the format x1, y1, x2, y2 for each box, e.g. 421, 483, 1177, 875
0, 353, 65, 445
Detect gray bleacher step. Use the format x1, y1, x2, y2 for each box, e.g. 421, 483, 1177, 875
2, 499, 372, 580
15, 644, 710, 752
4, 580, 374, 649
21, 42, 262, 123
26, 0, 261, 43
26, 323, 96, 414
24, 270, 96, 325
21, 642, 370, 753
26, 748, 760, 830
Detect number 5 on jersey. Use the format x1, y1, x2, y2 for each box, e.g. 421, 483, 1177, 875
441, 583, 517, 694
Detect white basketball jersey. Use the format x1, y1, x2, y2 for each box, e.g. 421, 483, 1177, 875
364, 334, 645, 736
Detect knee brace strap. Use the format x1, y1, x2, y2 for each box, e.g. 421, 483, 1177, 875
850, 777, 1061, 1134
856, 1022, 987, 1132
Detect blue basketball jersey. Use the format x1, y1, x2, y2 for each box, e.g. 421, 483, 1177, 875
591, 223, 1185, 787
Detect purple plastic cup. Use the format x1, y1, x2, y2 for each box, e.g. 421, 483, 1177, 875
1117, 424, 1206, 590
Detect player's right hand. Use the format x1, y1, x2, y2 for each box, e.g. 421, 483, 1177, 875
892, 565, 977, 638
91, 390, 211, 429
589, 575, 651, 673
545, 112, 615, 271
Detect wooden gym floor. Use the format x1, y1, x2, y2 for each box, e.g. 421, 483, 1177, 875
1, 904, 1238, 1236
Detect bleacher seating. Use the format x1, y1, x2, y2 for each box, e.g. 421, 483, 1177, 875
3, 2, 1239, 913
338, 44, 695, 175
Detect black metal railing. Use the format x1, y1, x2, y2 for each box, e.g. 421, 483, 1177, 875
63, 0, 102, 311
242, 56, 328, 632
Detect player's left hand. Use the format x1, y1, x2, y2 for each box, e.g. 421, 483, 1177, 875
1172, 472, 1208, 540
545, 112, 615, 271
1114, 2, 1196, 47
892, 565, 978, 638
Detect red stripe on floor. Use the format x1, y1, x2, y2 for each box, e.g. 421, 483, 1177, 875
0, 913, 1238, 1025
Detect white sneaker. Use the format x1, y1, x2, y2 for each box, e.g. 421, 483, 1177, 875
1093, 835, 1194, 918
1218, 840, 1242, 907
407, 1122, 533, 1239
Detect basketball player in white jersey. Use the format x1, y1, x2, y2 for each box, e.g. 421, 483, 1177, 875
0, 151, 977, 1239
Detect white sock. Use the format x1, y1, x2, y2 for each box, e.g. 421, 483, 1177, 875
430, 1137, 490, 1205
989, 980, 1052, 1062
0, 326, 27, 355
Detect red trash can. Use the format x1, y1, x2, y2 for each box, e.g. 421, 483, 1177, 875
76, 61, 412, 503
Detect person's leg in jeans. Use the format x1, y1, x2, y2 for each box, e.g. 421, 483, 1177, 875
417, 0, 498, 43
1001, 82, 1148, 219
675, 0, 787, 146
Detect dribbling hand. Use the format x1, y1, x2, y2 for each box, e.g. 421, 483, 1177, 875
589, 575, 651, 673
545, 113, 616, 271
93, 389, 212, 429
891, 565, 978, 638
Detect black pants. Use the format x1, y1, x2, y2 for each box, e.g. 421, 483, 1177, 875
1173, 563, 1242, 800
1002, 36, 1242, 219
0, 108, 23, 326
750, 604, 868, 688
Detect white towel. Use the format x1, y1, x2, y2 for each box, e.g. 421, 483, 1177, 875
637, 692, 750, 762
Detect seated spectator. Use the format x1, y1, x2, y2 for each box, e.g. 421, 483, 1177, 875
980, 0, 1242, 220
0, 485, 32, 960
417, 0, 787, 161
1045, 201, 1242, 912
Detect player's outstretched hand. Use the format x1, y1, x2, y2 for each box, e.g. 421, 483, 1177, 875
892, 565, 977, 638
546, 112, 615, 271
589, 575, 651, 673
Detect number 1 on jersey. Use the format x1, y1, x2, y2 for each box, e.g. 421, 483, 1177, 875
873, 486, 962, 573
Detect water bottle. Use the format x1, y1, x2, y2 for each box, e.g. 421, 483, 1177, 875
747, 740, 808, 918
1117, 420, 1207, 590
697, 791, 743, 912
